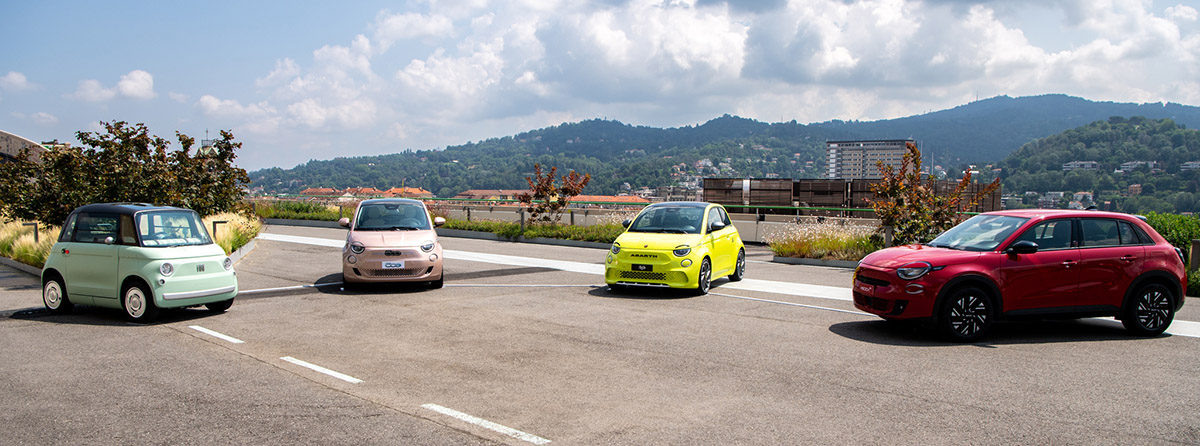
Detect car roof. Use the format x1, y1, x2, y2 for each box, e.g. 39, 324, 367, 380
72, 202, 189, 216
983, 208, 1142, 221
647, 201, 713, 209
359, 198, 425, 206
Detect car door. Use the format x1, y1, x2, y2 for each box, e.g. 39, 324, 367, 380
997, 218, 1080, 313
58, 212, 120, 300
706, 206, 733, 274
1076, 218, 1145, 310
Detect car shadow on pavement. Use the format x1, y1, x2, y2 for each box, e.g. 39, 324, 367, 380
8, 305, 228, 326
828, 318, 1166, 347
587, 285, 701, 300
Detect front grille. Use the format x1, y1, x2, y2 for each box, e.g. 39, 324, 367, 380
620, 271, 666, 281
856, 275, 890, 287
362, 267, 428, 277
853, 292, 908, 316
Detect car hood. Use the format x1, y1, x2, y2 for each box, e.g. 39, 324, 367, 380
859, 244, 983, 269
347, 230, 436, 247
614, 232, 703, 251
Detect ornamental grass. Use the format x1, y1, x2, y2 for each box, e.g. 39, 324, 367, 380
763, 222, 882, 261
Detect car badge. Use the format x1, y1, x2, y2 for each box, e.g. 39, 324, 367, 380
644, 244, 648, 248
197, 264, 205, 272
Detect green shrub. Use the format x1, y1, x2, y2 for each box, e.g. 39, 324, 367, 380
1189, 269, 1200, 298
1145, 212, 1200, 263
253, 200, 342, 221
442, 218, 623, 244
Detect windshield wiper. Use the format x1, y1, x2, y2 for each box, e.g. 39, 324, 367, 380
390, 226, 420, 231
659, 229, 688, 234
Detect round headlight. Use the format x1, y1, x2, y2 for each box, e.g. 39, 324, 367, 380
349, 242, 365, 254
420, 240, 436, 252
897, 261, 933, 280
673, 245, 692, 257
611, 243, 621, 255
222, 257, 233, 271
159, 262, 174, 277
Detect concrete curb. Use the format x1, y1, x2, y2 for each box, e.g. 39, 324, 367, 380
771, 255, 859, 269
228, 239, 256, 265
0, 256, 41, 277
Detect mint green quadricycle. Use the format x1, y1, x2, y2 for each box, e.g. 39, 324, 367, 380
40, 203, 238, 322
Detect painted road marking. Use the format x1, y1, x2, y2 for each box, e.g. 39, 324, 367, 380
1081, 317, 1200, 338
258, 232, 1200, 339
239, 282, 342, 295
189, 325, 245, 344
711, 292, 871, 316
258, 232, 852, 301
280, 356, 363, 384
421, 403, 550, 445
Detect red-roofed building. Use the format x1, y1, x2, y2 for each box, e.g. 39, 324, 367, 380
300, 187, 338, 197
383, 187, 433, 198
343, 187, 385, 197
453, 189, 529, 201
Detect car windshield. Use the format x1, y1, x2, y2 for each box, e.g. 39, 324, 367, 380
926, 214, 1028, 252
137, 211, 213, 247
354, 203, 431, 230
627, 205, 705, 234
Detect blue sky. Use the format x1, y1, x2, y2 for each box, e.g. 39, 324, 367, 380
2, 0, 1199, 171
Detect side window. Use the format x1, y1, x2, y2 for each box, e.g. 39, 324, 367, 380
707, 208, 723, 232
72, 213, 119, 244
1117, 221, 1144, 245
719, 207, 732, 226
1015, 219, 1074, 250
120, 215, 138, 245
58, 214, 78, 242
1080, 219, 1120, 247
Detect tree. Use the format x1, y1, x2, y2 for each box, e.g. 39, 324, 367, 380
516, 164, 591, 224
0, 121, 249, 225
869, 142, 1001, 245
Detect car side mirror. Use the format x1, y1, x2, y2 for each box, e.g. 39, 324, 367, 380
338, 217, 350, 228
433, 217, 446, 227
104, 236, 115, 245
710, 221, 726, 232
621, 219, 631, 228
1005, 240, 1038, 255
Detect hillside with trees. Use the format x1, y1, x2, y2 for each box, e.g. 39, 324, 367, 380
1000, 117, 1200, 214
249, 95, 1200, 198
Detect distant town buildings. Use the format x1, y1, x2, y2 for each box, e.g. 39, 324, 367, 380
825, 139, 915, 180
1062, 161, 1099, 171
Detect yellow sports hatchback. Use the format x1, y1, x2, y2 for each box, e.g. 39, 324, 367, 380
605, 202, 745, 295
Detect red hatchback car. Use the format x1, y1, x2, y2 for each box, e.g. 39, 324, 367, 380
854, 209, 1186, 341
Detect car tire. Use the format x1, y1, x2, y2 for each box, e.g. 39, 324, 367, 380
429, 272, 444, 289
122, 281, 160, 323
1121, 283, 1175, 336
936, 286, 992, 342
729, 249, 746, 282
43, 276, 73, 314
205, 298, 234, 313
694, 258, 712, 296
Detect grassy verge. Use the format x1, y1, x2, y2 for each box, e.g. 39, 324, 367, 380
443, 219, 624, 244
763, 223, 882, 262
252, 200, 344, 221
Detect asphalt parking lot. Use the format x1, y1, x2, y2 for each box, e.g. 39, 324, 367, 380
2, 224, 1199, 445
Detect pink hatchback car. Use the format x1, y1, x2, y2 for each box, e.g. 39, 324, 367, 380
338, 198, 445, 289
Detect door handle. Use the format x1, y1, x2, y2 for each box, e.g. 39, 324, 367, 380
1120, 255, 1137, 262
1062, 260, 1077, 267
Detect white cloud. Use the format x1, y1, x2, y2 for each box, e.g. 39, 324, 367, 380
117, 70, 156, 99
31, 112, 58, 125
256, 58, 301, 88
68, 79, 116, 101
168, 92, 189, 103
372, 11, 455, 52
0, 71, 34, 91
1166, 5, 1198, 22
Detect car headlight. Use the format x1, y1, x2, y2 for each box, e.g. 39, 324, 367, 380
421, 240, 436, 252
223, 257, 233, 271
673, 245, 692, 257
611, 243, 621, 255
897, 261, 932, 280
349, 242, 365, 254
159, 262, 174, 277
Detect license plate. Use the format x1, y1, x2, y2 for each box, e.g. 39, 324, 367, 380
382, 261, 406, 269
632, 264, 652, 272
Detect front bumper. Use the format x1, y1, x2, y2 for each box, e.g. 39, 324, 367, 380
852, 264, 937, 319
343, 246, 443, 283
604, 249, 697, 289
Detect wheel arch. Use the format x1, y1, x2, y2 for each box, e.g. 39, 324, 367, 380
933, 274, 1003, 322
1121, 271, 1183, 314
41, 268, 64, 286
120, 274, 155, 302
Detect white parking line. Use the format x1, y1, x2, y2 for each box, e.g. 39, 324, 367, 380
711, 292, 870, 316
421, 403, 550, 445
280, 356, 363, 384
257, 231, 1200, 339
188, 325, 245, 344
238, 282, 342, 295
